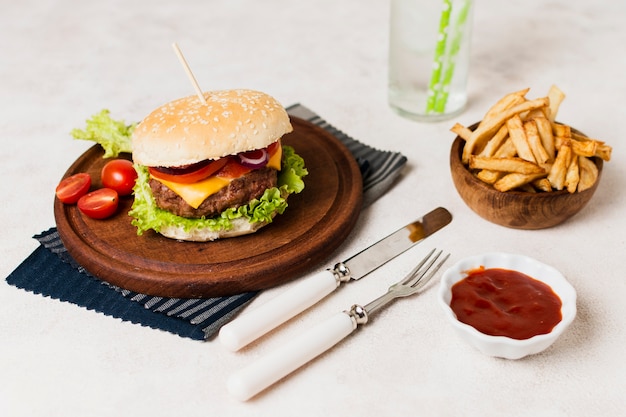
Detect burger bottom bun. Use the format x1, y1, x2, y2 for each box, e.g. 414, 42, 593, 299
158, 217, 270, 242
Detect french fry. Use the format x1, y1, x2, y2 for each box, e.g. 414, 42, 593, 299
533, 115, 556, 161
482, 88, 529, 122
506, 115, 536, 162
478, 125, 509, 157
462, 97, 550, 164
527, 108, 550, 120
538, 161, 553, 174
476, 170, 503, 184
494, 172, 545, 192
578, 156, 599, 192
565, 153, 580, 193
493, 138, 517, 158
547, 85, 566, 123
571, 132, 607, 145
532, 178, 552, 192
571, 132, 598, 143
555, 135, 572, 151
571, 138, 598, 157
451, 123, 473, 141
571, 133, 612, 161
524, 119, 550, 164
470, 155, 545, 175
553, 123, 571, 139
595, 144, 612, 161
547, 143, 572, 190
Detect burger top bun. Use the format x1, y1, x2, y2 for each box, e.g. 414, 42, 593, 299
132, 89, 293, 167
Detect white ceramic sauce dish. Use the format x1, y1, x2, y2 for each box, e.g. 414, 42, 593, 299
438, 252, 577, 359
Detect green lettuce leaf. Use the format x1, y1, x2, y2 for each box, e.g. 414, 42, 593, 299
71, 109, 135, 158
128, 145, 308, 235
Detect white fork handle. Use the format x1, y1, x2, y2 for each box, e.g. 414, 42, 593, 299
227, 311, 355, 401
219, 270, 339, 351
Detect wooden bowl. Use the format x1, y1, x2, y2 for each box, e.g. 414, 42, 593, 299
449, 124, 603, 230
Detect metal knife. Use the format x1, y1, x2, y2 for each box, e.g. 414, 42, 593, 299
218, 206, 452, 351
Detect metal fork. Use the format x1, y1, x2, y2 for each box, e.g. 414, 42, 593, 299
227, 249, 450, 401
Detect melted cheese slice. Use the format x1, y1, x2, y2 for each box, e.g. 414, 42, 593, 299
154, 175, 232, 209
267, 145, 282, 170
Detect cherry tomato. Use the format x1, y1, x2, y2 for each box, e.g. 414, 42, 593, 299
149, 158, 228, 184
55, 173, 92, 204
77, 188, 119, 219
101, 159, 138, 196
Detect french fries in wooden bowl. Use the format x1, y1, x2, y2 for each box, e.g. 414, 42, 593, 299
450, 86, 612, 229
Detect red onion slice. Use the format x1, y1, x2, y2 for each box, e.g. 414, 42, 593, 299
238, 148, 269, 168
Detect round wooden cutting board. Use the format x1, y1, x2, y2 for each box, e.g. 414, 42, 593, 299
54, 117, 363, 298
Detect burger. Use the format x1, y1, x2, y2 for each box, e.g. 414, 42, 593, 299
128, 89, 307, 241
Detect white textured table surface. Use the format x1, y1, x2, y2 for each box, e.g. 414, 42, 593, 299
2, 0, 625, 416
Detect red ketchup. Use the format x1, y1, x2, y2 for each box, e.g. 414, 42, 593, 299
450, 267, 562, 340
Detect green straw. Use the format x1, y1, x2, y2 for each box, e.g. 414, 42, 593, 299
425, 0, 452, 114
433, 0, 471, 113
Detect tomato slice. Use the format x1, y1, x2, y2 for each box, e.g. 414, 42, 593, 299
56, 173, 92, 204
149, 158, 228, 184
101, 159, 137, 196
215, 157, 254, 179
267, 140, 281, 156
77, 188, 119, 219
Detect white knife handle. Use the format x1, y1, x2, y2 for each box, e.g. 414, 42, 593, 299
227, 311, 356, 401
219, 269, 339, 351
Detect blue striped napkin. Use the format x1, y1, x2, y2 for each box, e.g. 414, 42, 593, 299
5, 104, 407, 340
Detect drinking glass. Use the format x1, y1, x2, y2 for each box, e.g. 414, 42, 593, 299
388, 0, 473, 122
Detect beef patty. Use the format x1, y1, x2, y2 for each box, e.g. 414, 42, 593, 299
150, 168, 278, 218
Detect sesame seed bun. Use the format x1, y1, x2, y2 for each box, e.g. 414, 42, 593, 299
132, 89, 293, 167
